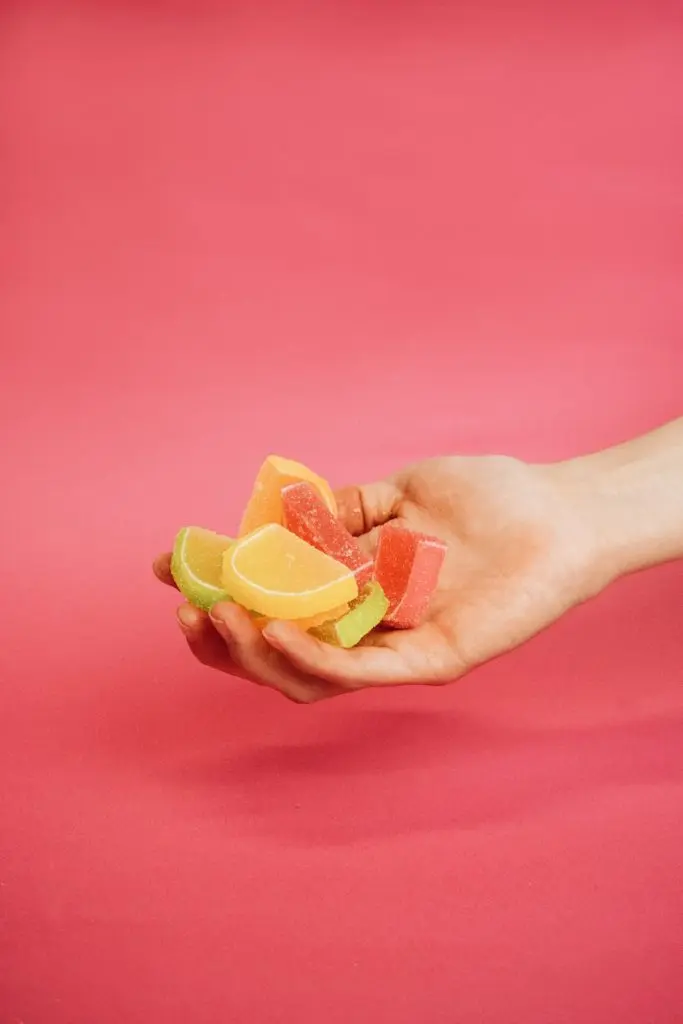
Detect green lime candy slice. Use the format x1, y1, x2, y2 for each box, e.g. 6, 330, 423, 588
310, 582, 389, 648
171, 526, 235, 611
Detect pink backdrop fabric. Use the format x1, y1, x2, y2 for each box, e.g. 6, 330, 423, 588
1, 3, 682, 1022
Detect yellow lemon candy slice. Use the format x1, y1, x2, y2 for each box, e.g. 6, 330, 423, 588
250, 604, 349, 631
222, 524, 358, 620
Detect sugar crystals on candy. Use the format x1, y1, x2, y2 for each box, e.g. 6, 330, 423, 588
373, 525, 446, 628
310, 582, 389, 648
282, 481, 374, 587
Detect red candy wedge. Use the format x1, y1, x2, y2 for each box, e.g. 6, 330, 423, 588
282, 482, 374, 588
373, 524, 446, 628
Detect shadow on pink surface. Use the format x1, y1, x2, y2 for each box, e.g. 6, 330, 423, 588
164, 711, 683, 839
81, 578, 683, 846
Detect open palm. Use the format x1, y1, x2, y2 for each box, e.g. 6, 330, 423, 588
154, 456, 599, 702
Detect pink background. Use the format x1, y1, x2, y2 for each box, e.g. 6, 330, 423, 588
2, 2, 682, 1022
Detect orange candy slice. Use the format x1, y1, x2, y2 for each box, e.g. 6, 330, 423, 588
238, 455, 337, 537
222, 523, 358, 620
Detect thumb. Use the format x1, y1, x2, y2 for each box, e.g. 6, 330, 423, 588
334, 480, 402, 536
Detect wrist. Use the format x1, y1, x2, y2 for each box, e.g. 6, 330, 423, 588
545, 455, 628, 600
551, 418, 683, 593
555, 453, 644, 590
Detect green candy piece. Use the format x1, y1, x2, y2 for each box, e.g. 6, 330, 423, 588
310, 582, 388, 648
171, 526, 235, 612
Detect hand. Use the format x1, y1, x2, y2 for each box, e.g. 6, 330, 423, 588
153, 454, 607, 703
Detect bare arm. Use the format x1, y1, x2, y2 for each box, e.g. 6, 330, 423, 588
154, 417, 682, 702
554, 417, 683, 590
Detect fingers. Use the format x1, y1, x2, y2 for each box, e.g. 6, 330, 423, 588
205, 602, 344, 703
174, 600, 463, 698
176, 603, 236, 671
334, 481, 402, 536
177, 600, 329, 702
153, 552, 176, 588
162, 563, 347, 701
261, 619, 459, 687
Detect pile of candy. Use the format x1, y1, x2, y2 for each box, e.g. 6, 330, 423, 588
171, 456, 445, 648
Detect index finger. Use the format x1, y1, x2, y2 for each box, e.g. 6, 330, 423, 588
334, 481, 402, 536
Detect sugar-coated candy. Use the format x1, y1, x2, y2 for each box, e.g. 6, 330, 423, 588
310, 582, 389, 648
373, 525, 446, 628
282, 481, 373, 587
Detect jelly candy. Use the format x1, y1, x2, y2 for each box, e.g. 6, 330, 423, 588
373, 525, 446, 628
282, 481, 373, 587
222, 523, 358, 620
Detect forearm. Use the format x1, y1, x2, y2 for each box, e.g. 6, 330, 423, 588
558, 418, 683, 588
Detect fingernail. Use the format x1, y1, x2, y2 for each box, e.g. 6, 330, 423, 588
210, 608, 229, 634
262, 622, 286, 645
176, 605, 196, 631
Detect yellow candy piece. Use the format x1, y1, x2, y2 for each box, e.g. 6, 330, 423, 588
222, 523, 358, 620
250, 603, 349, 631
